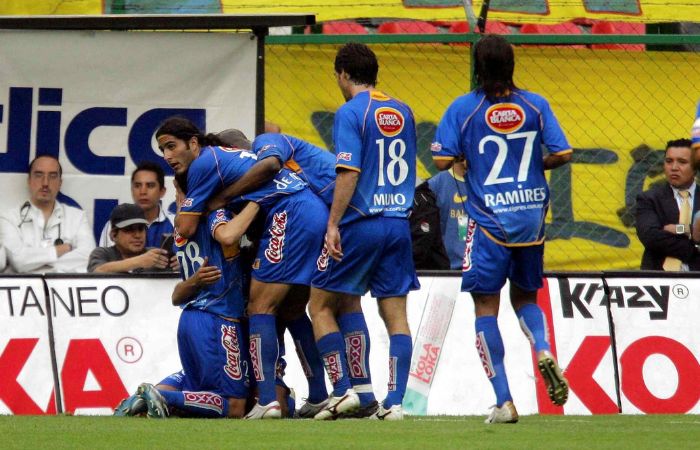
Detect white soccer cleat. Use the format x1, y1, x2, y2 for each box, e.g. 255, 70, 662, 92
484, 401, 519, 424
244, 401, 282, 419
313, 389, 360, 420
297, 398, 330, 419
370, 404, 404, 421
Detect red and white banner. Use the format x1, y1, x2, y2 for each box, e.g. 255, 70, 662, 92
541, 276, 619, 415
604, 277, 699, 414
0, 276, 56, 414
45, 276, 182, 415
1, 274, 698, 415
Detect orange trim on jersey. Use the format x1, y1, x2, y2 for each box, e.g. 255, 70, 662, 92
336, 164, 361, 173
285, 158, 302, 173
347, 203, 367, 217
370, 90, 390, 101
553, 149, 574, 156
480, 226, 545, 247
178, 211, 202, 216
693, 143, 700, 149
432, 156, 456, 161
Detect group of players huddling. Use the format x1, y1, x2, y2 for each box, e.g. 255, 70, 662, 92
114, 35, 571, 423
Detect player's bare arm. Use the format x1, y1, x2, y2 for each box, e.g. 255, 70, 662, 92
174, 213, 199, 238
327, 168, 359, 261
543, 151, 572, 170
171, 256, 221, 306
207, 157, 282, 211
213, 202, 260, 247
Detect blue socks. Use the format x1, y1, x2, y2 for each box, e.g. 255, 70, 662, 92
316, 332, 352, 396
475, 316, 512, 406
158, 390, 229, 418
338, 312, 376, 406
384, 334, 412, 408
286, 315, 329, 404
516, 303, 551, 353
249, 313, 279, 406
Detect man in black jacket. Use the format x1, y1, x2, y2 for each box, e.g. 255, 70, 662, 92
635, 139, 700, 270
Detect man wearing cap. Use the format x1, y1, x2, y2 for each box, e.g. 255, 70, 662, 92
87, 203, 170, 273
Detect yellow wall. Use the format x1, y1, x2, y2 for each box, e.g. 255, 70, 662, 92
266, 44, 700, 271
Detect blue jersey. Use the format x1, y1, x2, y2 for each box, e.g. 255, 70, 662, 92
692, 100, 700, 150
181, 146, 307, 216
334, 90, 417, 225
254, 133, 336, 206
175, 209, 246, 319
432, 89, 572, 245
428, 169, 468, 269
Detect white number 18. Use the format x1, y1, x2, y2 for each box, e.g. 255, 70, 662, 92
376, 138, 408, 187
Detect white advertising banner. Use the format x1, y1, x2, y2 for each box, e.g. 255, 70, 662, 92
543, 276, 619, 415
605, 277, 700, 414
0, 276, 56, 415
3, 274, 698, 416
0, 29, 257, 239
45, 276, 182, 415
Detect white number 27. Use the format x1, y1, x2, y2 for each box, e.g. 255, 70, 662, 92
479, 131, 536, 186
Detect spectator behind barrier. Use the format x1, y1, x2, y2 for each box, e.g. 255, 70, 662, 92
636, 138, 700, 271
426, 159, 468, 269
410, 180, 450, 270
0, 155, 95, 273
88, 203, 171, 273
98, 162, 176, 253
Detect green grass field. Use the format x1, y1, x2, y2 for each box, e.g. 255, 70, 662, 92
2, 415, 700, 449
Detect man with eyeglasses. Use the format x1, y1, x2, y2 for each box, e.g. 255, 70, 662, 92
0, 155, 95, 273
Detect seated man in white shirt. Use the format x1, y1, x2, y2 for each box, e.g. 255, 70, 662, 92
98, 162, 176, 249
0, 155, 95, 273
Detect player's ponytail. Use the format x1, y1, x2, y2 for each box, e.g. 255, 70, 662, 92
473, 34, 517, 98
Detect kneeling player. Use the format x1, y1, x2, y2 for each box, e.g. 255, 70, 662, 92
113, 180, 257, 418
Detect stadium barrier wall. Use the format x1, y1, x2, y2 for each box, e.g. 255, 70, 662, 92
0, 272, 697, 416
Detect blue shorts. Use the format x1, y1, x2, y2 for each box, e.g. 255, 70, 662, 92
253, 189, 328, 285
157, 370, 185, 390
461, 218, 544, 294
177, 308, 250, 399
312, 216, 420, 297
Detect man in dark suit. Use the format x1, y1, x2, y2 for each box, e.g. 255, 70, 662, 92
635, 139, 700, 270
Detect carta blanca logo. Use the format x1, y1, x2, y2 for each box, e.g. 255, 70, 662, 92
0, 87, 205, 175
558, 279, 672, 320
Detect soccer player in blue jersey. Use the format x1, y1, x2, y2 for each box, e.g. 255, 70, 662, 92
114, 178, 256, 419
432, 34, 572, 424
157, 117, 328, 419
309, 42, 420, 421
209, 131, 381, 417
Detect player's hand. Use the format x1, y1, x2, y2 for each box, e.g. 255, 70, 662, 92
169, 254, 180, 271
325, 224, 343, 262
140, 248, 170, 269
193, 257, 222, 286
